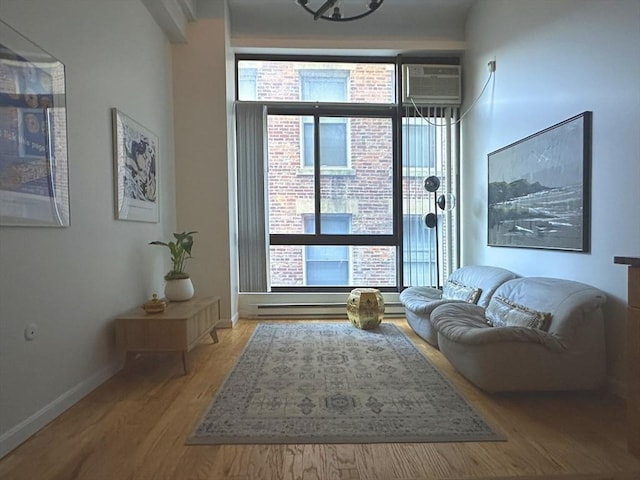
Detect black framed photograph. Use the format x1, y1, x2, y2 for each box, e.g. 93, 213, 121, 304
487, 111, 592, 252
0, 20, 70, 227
112, 108, 159, 223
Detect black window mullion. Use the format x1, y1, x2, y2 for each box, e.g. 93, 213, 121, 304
313, 114, 321, 236
270, 234, 395, 246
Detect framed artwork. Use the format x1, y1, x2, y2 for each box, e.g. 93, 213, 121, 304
0, 20, 70, 226
487, 111, 592, 252
112, 108, 159, 222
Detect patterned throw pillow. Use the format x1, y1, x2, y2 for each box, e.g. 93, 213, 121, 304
485, 296, 551, 331
442, 280, 482, 304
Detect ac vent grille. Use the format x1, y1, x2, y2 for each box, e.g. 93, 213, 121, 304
403, 64, 461, 106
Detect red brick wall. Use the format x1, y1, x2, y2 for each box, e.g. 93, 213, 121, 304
250, 62, 441, 287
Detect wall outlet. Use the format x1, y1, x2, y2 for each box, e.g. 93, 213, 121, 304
24, 323, 38, 341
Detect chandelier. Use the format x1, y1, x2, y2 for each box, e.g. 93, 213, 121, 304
297, 0, 385, 22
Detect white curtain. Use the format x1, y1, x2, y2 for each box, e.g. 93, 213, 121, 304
236, 103, 268, 292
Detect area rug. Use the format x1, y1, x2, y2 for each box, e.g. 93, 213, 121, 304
187, 323, 505, 444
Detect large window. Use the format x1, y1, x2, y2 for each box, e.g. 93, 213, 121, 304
236, 57, 459, 292
266, 110, 395, 288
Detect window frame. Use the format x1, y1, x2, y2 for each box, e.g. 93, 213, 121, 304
268, 103, 399, 292
235, 54, 460, 293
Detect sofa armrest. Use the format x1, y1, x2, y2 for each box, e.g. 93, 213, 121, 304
431, 303, 566, 352
400, 287, 441, 314
400, 286, 441, 302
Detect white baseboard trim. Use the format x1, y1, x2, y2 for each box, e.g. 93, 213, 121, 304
216, 314, 236, 329
0, 359, 122, 459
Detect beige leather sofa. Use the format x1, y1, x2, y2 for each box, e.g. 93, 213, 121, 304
431, 277, 607, 392
399, 265, 519, 347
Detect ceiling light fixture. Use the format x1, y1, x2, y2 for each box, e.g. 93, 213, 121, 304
297, 0, 385, 22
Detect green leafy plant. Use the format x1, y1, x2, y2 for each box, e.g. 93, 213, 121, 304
150, 231, 197, 281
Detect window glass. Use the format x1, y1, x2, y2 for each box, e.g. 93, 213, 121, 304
402, 121, 436, 168
269, 245, 396, 288
403, 214, 438, 286
300, 70, 348, 102
238, 68, 257, 100
304, 215, 350, 286
303, 121, 348, 167
237, 60, 395, 103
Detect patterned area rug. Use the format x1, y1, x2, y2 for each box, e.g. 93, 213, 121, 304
187, 323, 504, 444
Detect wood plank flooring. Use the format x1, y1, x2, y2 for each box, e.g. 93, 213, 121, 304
1, 319, 639, 480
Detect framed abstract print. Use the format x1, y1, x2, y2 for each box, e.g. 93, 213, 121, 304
112, 108, 159, 223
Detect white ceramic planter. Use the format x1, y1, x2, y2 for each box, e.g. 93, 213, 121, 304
165, 278, 194, 302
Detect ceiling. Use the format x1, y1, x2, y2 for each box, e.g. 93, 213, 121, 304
222, 0, 476, 52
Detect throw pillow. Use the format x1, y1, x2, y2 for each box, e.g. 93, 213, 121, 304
485, 296, 551, 331
442, 280, 482, 304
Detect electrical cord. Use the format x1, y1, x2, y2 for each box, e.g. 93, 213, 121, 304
408, 69, 495, 127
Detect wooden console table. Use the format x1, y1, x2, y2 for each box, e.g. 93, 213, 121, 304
116, 296, 220, 375
614, 256, 640, 458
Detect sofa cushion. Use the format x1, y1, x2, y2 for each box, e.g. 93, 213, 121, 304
442, 280, 481, 303
485, 295, 551, 331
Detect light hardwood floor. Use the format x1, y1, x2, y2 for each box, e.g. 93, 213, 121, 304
1, 319, 639, 480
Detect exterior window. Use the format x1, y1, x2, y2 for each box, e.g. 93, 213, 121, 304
238, 67, 257, 101
304, 215, 350, 286
402, 121, 436, 169
300, 70, 348, 102
301, 71, 348, 168
303, 121, 347, 167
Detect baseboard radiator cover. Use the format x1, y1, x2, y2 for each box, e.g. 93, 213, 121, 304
246, 301, 405, 319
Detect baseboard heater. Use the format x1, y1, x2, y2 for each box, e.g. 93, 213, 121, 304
251, 302, 405, 319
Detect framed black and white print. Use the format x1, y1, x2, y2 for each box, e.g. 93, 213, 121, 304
487, 111, 592, 252
112, 108, 158, 223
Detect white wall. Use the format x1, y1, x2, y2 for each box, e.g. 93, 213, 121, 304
171, 7, 235, 325
461, 0, 640, 393
0, 0, 176, 457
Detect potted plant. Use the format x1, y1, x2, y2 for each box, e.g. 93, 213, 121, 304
150, 231, 197, 301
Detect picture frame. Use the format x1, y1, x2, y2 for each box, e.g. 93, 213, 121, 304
487, 111, 592, 252
0, 20, 70, 227
112, 108, 159, 223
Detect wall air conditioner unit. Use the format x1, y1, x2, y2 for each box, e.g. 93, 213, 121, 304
402, 64, 461, 106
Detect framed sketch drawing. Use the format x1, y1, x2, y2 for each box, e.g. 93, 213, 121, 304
112, 108, 158, 222
488, 111, 592, 252
0, 20, 70, 226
